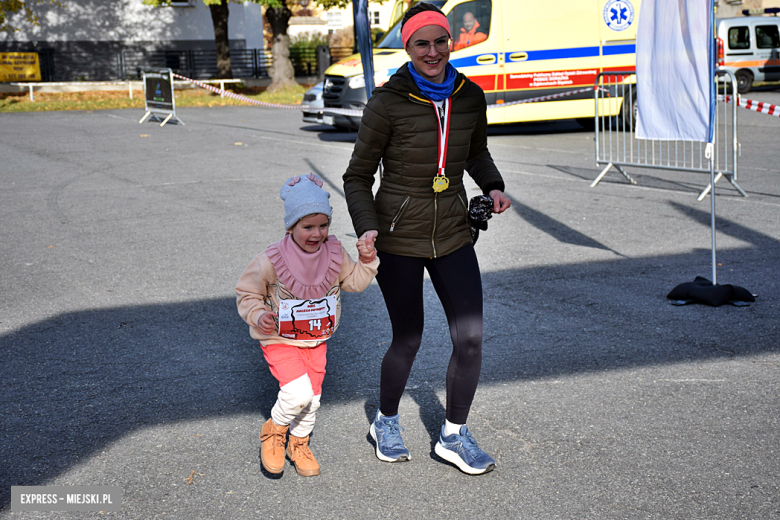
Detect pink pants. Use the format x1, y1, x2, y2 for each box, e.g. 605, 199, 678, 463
262, 342, 327, 437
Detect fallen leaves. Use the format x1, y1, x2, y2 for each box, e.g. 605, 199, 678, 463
184, 470, 204, 485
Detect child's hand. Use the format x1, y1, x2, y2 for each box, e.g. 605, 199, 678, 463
357, 230, 378, 264
358, 246, 377, 264
256, 312, 278, 335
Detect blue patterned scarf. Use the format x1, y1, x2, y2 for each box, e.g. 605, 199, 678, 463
408, 62, 458, 101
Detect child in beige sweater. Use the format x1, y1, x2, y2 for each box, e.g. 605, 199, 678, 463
235, 173, 378, 477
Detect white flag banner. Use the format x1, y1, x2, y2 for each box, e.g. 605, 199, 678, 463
635, 0, 713, 142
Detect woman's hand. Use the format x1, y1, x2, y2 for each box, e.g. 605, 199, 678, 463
357, 230, 379, 263
489, 190, 511, 214
257, 312, 278, 335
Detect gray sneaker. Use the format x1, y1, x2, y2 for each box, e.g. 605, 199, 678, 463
369, 413, 411, 462
434, 424, 496, 475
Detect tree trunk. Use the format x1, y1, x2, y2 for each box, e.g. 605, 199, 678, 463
209, 0, 232, 79
265, 5, 296, 92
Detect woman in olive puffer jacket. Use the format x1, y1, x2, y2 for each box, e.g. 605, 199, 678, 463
342, 59, 506, 258
342, 2, 511, 475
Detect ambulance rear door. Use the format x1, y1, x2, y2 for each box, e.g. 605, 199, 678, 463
500, 0, 604, 124
754, 20, 780, 83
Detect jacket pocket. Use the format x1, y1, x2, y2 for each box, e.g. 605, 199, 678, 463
457, 192, 468, 213
457, 192, 470, 225
389, 196, 411, 233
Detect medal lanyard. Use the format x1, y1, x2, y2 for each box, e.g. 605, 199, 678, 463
433, 97, 451, 177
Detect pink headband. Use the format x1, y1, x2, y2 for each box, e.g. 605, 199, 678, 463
401, 11, 451, 48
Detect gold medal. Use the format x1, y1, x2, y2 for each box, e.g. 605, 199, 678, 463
432, 175, 450, 193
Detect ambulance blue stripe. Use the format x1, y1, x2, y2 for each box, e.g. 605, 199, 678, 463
519, 46, 601, 61
449, 55, 499, 68
449, 44, 635, 69
603, 44, 636, 56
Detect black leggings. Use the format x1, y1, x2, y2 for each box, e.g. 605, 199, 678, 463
376, 244, 483, 425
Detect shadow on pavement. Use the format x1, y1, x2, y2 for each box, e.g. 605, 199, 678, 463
2, 227, 778, 510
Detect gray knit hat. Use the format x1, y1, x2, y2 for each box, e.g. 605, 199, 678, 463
280, 173, 332, 230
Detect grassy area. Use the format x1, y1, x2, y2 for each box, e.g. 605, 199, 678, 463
0, 83, 308, 113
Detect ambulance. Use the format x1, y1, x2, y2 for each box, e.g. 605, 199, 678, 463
321, 0, 641, 129
716, 13, 780, 93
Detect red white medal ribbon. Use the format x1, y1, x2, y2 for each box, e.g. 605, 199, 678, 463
434, 97, 451, 177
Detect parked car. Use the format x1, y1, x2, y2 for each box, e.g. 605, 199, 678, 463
302, 82, 324, 124
717, 13, 780, 93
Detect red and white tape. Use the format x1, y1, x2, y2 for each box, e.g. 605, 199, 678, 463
173, 73, 602, 117
719, 94, 780, 117
172, 73, 362, 116
486, 86, 599, 110
736, 96, 780, 117
173, 73, 309, 109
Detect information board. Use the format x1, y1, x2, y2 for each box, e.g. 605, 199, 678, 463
140, 69, 183, 126
0, 52, 41, 82
143, 70, 173, 112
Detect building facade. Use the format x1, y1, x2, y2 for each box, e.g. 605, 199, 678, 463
0, 0, 398, 81
287, 1, 396, 40
0, 0, 265, 80
1, 0, 265, 52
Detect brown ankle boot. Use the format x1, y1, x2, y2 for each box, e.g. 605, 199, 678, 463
259, 419, 288, 474
286, 434, 320, 477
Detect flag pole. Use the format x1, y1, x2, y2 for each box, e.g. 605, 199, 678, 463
708, 0, 717, 285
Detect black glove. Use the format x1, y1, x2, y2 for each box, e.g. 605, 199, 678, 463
468, 195, 494, 245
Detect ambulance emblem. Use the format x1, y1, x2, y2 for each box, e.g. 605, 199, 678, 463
604, 0, 634, 31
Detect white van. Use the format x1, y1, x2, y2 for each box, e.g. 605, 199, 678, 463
717, 15, 780, 93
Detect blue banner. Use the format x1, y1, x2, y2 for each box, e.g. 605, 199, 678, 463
353, 0, 375, 98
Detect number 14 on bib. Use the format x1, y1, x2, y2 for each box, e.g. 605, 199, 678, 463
277, 295, 338, 341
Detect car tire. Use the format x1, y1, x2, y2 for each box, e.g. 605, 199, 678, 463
735, 70, 753, 94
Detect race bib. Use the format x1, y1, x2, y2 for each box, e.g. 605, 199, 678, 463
277, 295, 338, 341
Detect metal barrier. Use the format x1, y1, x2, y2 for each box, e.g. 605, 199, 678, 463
592, 69, 743, 201
119, 47, 353, 81
0, 46, 356, 83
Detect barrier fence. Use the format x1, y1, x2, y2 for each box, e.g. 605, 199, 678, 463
591, 69, 743, 201
121, 47, 350, 80
1, 46, 354, 82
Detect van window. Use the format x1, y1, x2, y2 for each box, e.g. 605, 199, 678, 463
728, 26, 750, 50
449, 1, 492, 51
755, 25, 780, 49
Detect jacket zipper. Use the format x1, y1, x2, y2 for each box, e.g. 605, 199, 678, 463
431, 193, 438, 258
407, 83, 466, 258
389, 196, 411, 232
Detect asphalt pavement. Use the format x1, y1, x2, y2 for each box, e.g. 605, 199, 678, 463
1, 87, 779, 519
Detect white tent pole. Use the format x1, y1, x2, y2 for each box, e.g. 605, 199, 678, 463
710, 147, 717, 285
709, 0, 717, 285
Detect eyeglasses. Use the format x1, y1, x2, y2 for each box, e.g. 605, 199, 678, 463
410, 37, 452, 57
